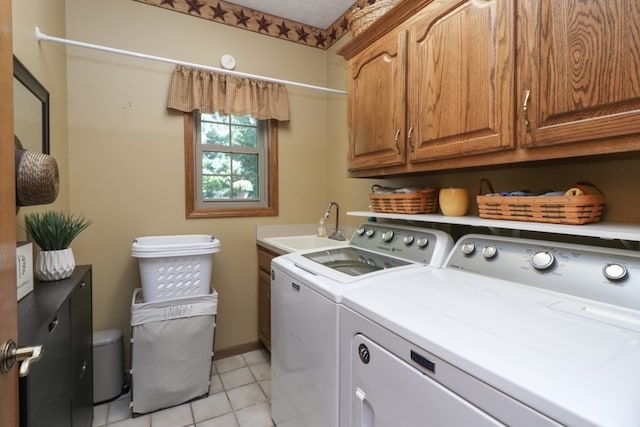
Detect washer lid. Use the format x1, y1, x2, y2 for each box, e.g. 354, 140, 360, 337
341, 267, 640, 427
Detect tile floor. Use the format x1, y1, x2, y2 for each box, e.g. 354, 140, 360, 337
93, 349, 273, 427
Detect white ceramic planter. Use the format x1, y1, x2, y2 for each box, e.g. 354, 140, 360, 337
35, 248, 75, 281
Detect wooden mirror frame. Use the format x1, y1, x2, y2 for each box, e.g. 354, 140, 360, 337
13, 55, 49, 154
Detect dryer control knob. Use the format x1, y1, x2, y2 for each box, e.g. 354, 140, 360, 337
381, 231, 394, 242
417, 237, 429, 248
461, 242, 475, 256
358, 344, 370, 364
530, 250, 555, 270
356, 227, 366, 236
365, 229, 375, 238
482, 245, 497, 259
603, 263, 628, 281
403, 235, 415, 246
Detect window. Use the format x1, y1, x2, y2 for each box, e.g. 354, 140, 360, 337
184, 112, 278, 218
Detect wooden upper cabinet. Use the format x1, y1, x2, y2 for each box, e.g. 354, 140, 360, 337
340, 0, 640, 177
347, 29, 407, 171
519, 0, 640, 152
408, 0, 516, 162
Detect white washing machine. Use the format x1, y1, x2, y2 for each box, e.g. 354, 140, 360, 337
270, 223, 453, 427
340, 234, 640, 427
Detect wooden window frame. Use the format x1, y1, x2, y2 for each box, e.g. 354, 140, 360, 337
184, 112, 279, 218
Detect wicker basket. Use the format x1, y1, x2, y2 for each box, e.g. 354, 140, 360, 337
370, 186, 439, 214
349, 0, 400, 37
476, 179, 605, 225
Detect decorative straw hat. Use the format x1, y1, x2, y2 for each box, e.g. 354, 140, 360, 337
14, 136, 59, 206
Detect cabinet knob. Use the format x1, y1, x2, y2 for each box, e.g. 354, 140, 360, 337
1, 339, 44, 377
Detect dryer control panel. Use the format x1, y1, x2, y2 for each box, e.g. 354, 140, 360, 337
446, 234, 640, 311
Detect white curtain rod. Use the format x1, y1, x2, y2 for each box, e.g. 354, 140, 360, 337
35, 27, 347, 96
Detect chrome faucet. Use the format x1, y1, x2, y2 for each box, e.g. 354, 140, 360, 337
324, 202, 346, 241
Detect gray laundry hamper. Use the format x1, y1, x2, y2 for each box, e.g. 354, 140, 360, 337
130, 288, 217, 415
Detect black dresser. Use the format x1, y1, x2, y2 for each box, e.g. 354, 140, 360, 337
18, 265, 93, 427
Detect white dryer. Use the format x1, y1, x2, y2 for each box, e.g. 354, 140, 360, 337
270, 223, 453, 427
340, 234, 640, 426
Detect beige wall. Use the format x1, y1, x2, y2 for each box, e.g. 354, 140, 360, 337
13, 0, 640, 362
13, 0, 68, 239
63, 0, 347, 353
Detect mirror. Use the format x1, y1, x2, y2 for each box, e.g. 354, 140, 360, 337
13, 55, 49, 154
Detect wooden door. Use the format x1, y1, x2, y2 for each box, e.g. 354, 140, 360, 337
519, 0, 640, 152
0, 0, 19, 425
347, 29, 407, 171
408, 0, 516, 163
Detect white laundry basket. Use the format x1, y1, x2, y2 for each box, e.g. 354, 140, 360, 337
130, 288, 217, 415
131, 234, 220, 302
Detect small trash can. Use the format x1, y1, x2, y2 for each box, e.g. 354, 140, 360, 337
93, 329, 124, 403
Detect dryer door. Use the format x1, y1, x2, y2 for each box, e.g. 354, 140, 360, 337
350, 334, 504, 427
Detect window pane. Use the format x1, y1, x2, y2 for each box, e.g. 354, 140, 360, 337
203, 152, 230, 174
202, 175, 230, 199
231, 115, 256, 126
232, 176, 257, 199
231, 125, 257, 148
202, 122, 230, 146
232, 153, 258, 175
202, 112, 229, 123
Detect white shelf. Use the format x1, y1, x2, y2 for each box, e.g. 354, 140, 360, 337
347, 211, 640, 242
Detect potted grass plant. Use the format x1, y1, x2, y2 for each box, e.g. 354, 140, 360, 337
24, 210, 91, 281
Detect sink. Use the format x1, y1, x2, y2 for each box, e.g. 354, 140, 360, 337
262, 235, 349, 253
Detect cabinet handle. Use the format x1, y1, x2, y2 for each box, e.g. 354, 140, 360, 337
523, 89, 531, 132
407, 126, 414, 152
80, 360, 87, 378
79, 281, 86, 291
394, 129, 401, 154
48, 316, 59, 334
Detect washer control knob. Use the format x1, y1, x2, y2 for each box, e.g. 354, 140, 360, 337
356, 227, 366, 236
365, 229, 375, 238
603, 263, 628, 281
482, 245, 497, 259
461, 242, 475, 256
530, 250, 555, 270
381, 231, 394, 242
403, 235, 415, 246
417, 237, 429, 248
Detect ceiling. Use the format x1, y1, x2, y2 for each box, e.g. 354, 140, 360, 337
228, 0, 357, 29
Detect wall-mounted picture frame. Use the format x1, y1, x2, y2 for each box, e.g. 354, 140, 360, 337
13, 55, 50, 154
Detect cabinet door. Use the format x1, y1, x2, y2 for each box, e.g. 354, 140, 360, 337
257, 270, 271, 350
20, 303, 72, 427
348, 29, 407, 171
70, 274, 93, 427
519, 0, 640, 151
408, 0, 515, 162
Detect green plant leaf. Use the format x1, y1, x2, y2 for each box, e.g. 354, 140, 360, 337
24, 211, 91, 251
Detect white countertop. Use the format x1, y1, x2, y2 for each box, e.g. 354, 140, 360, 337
256, 224, 352, 254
